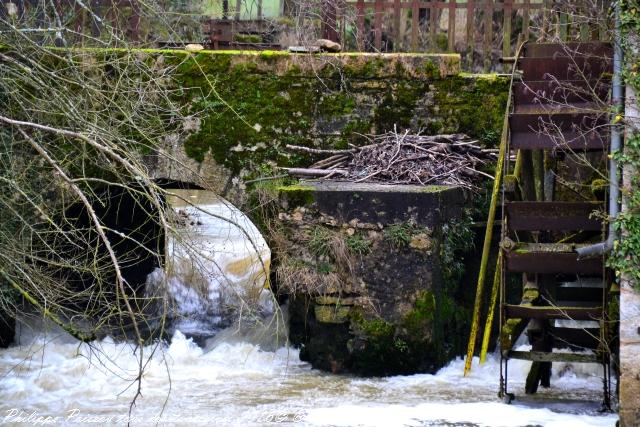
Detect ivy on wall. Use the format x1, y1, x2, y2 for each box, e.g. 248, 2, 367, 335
610, 1, 640, 288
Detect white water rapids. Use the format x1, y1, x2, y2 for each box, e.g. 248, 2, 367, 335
0, 191, 618, 426
0, 327, 617, 427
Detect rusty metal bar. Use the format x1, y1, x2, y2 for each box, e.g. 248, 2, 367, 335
505, 201, 604, 231
504, 305, 602, 320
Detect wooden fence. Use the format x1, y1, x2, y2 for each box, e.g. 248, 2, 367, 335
326, 0, 612, 70
3, 0, 613, 70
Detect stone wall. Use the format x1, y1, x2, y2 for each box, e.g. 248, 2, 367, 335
271, 182, 474, 375
143, 50, 509, 203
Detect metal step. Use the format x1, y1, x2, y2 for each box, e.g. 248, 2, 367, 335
518, 56, 613, 81
552, 327, 601, 350
503, 243, 604, 274
523, 42, 612, 59
507, 350, 600, 363
556, 283, 604, 302
504, 304, 602, 321
509, 112, 609, 150
514, 80, 610, 106
514, 102, 602, 115
505, 201, 604, 232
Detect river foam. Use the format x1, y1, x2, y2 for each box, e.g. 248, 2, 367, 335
0, 327, 617, 427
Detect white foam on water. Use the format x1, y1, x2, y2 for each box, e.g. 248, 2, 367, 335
0, 329, 618, 426
304, 402, 615, 427
0, 191, 617, 426
147, 190, 274, 335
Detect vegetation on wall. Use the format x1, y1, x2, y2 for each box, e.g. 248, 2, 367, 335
610, 1, 640, 289
165, 52, 508, 179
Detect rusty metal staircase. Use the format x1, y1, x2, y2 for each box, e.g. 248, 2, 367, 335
498, 42, 615, 406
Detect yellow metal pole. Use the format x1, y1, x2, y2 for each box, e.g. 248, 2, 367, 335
479, 252, 501, 364
463, 41, 525, 376
463, 114, 507, 376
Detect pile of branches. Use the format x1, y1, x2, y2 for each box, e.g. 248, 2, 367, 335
282, 131, 497, 190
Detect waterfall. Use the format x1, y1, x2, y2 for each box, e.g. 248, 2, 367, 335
146, 189, 275, 340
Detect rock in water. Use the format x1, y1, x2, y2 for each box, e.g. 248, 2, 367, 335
314, 39, 342, 53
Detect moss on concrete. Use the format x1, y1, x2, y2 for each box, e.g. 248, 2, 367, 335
158, 50, 508, 175
347, 290, 448, 375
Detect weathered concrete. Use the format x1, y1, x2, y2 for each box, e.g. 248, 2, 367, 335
274, 181, 474, 375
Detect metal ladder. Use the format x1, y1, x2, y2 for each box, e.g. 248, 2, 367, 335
498, 42, 616, 407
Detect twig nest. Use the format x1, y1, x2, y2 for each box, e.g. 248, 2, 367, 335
185, 44, 204, 52
314, 39, 342, 53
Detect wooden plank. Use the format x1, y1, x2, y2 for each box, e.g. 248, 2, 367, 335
235, 0, 241, 20
351, 1, 544, 10
507, 350, 600, 363
429, 0, 438, 50
580, 4, 589, 41
541, 0, 551, 41
357, 0, 366, 50
374, 0, 383, 50
322, 0, 339, 42
522, 0, 530, 42
513, 80, 611, 107
466, 0, 475, 68
504, 305, 603, 321
399, 5, 408, 50
559, 8, 568, 41
448, 0, 456, 52
517, 56, 613, 81
411, 0, 419, 50
483, 0, 492, 71
394, 0, 402, 50
502, 0, 512, 61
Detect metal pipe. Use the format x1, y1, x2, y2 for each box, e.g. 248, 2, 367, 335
576, 5, 623, 260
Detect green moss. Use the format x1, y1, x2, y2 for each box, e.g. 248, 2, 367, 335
347, 290, 442, 375
402, 291, 436, 333
431, 75, 509, 148
166, 50, 507, 170
278, 184, 315, 207
235, 33, 262, 44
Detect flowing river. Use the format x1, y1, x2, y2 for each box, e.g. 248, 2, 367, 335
0, 191, 619, 426
0, 323, 618, 427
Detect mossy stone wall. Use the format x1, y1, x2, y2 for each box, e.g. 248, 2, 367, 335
145, 50, 508, 198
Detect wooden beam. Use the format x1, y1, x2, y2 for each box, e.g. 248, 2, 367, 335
411, 0, 419, 50
508, 350, 600, 363
448, 0, 456, 52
